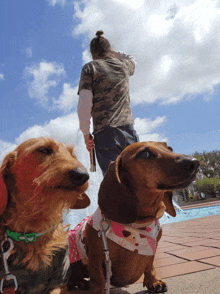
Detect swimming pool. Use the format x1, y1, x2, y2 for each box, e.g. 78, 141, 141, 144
160, 204, 220, 224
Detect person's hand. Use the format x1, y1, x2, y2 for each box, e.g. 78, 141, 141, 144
84, 134, 95, 152
110, 50, 120, 58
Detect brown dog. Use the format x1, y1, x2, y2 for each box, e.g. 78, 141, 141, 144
67, 141, 200, 294
0, 137, 90, 294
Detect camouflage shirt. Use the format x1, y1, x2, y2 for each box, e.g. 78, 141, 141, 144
78, 56, 135, 134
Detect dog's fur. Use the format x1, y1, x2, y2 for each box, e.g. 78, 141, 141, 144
0, 137, 90, 294
68, 141, 200, 294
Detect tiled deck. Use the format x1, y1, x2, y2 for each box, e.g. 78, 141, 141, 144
68, 203, 220, 293
122, 211, 220, 293
114, 212, 220, 293
154, 213, 220, 280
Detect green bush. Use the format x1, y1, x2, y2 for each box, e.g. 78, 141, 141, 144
197, 177, 220, 197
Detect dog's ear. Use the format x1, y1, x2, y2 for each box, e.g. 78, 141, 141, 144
0, 151, 16, 215
71, 192, 90, 209
98, 157, 138, 224
0, 173, 7, 215
163, 191, 176, 217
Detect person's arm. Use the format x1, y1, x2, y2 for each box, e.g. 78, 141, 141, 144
111, 50, 136, 62
111, 50, 136, 75
77, 89, 94, 152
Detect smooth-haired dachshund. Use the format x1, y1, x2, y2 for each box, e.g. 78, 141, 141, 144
68, 141, 200, 294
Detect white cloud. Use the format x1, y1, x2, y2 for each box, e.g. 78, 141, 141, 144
0, 140, 17, 164
82, 49, 92, 65
73, 0, 220, 105
25, 48, 32, 58
1, 114, 167, 163
0, 112, 167, 226
116, 0, 144, 9
1, 113, 168, 169
134, 116, 168, 142
15, 113, 79, 145
53, 83, 78, 112
0, 74, 4, 81
24, 61, 66, 107
47, 0, 66, 6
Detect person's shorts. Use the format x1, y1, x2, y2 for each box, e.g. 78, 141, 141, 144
93, 124, 139, 175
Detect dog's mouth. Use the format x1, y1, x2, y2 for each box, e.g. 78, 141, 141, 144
57, 185, 78, 191
56, 183, 89, 192
158, 171, 197, 190
136, 215, 154, 222
135, 214, 161, 224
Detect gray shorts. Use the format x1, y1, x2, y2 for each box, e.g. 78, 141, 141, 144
93, 124, 139, 175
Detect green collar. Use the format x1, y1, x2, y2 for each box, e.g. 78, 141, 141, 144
6, 225, 57, 243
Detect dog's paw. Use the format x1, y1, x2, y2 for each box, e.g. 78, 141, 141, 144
147, 282, 168, 293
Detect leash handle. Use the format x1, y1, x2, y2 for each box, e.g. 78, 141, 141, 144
89, 148, 96, 172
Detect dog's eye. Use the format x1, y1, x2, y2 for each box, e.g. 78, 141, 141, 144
168, 146, 173, 152
135, 148, 156, 160
37, 147, 53, 155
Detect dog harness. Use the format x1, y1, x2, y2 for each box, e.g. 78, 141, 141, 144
69, 207, 161, 264
0, 241, 70, 294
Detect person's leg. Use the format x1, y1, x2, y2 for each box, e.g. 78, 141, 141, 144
94, 125, 139, 176
94, 127, 122, 175
117, 124, 139, 148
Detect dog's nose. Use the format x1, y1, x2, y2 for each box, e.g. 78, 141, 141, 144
176, 156, 200, 171
69, 168, 89, 186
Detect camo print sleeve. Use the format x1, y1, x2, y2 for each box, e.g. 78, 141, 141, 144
78, 63, 93, 94
112, 51, 135, 76
78, 57, 135, 134
123, 58, 135, 76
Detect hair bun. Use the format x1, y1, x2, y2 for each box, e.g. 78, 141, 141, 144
96, 30, 104, 38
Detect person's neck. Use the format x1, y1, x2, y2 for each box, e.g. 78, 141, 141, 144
92, 53, 110, 60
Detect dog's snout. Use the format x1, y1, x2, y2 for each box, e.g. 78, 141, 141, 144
175, 156, 200, 171
69, 168, 89, 186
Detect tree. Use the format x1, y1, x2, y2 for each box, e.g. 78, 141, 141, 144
193, 150, 220, 178
197, 177, 220, 197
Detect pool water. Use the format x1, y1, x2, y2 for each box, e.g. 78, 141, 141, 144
65, 204, 220, 229
160, 204, 220, 224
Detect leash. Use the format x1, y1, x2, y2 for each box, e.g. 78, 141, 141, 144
89, 148, 96, 172
89, 134, 96, 172
0, 235, 18, 294
98, 216, 112, 294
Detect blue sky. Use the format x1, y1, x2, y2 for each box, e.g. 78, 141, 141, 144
1, 0, 220, 166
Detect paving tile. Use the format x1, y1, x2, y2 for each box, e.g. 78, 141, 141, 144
155, 261, 215, 279
157, 241, 173, 249
169, 247, 220, 261
166, 245, 211, 255
168, 237, 203, 245
200, 233, 220, 239
154, 255, 186, 268
135, 213, 220, 285
160, 236, 174, 241
161, 236, 186, 242
154, 252, 172, 260
184, 239, 220, 248
200, 256, 220, 267
157, 244, 189, 253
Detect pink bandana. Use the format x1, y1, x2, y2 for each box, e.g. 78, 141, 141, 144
69, 208, 161, 264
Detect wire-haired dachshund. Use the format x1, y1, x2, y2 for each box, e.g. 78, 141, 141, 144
0, 137, 90, 294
